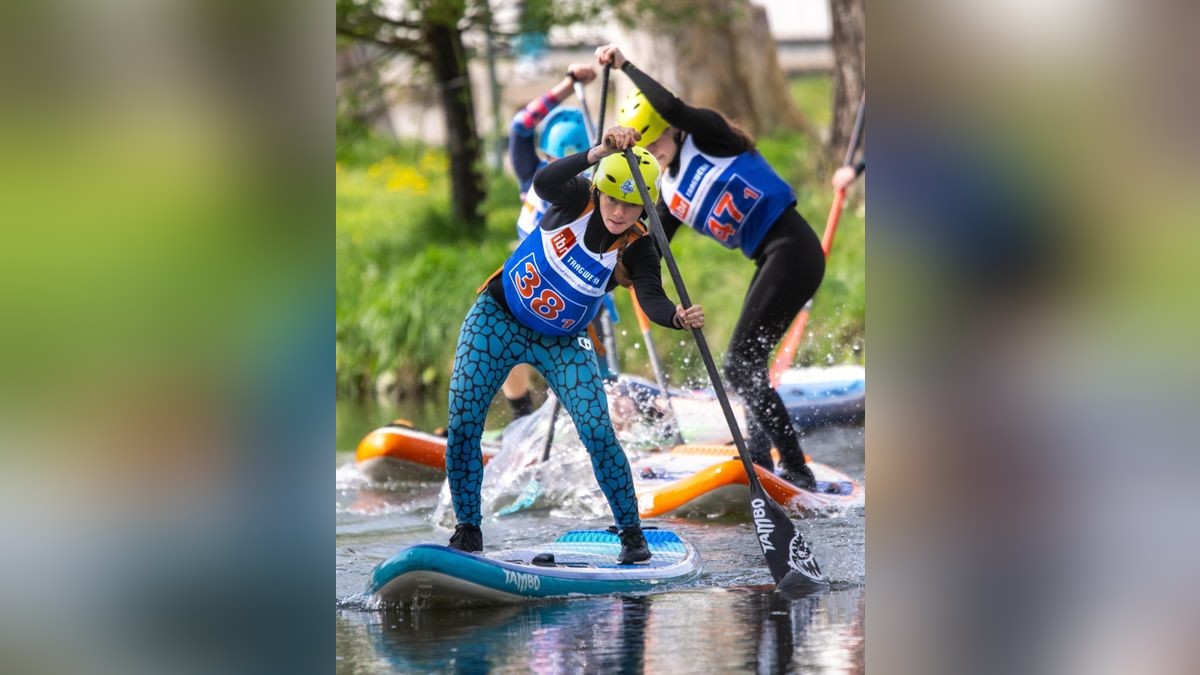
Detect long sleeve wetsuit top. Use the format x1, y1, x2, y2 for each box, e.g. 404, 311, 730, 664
618, 62, 827, 478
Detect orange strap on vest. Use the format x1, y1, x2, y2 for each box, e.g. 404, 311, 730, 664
476, 266, 504, 295
587, 323, 606, 357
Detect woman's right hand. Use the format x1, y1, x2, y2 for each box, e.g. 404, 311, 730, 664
832, 165, 858, 190
601, 126, 641, 153
674, 304, 705, 330
595, 44, 628, 70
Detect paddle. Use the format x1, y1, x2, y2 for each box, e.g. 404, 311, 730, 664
539, 396, 560, 462
596, 64, 610, 135
629, 288, 685, 446
588, 64, 623, 378
769, 92, 866, 387
573, 81, 598, 145
623, 149, 826, 589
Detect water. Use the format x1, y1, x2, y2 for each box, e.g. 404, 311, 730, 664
336, 399, 865, 673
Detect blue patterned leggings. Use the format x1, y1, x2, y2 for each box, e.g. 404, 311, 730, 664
446, 293, 640, 529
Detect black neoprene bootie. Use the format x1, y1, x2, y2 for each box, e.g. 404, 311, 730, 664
779, 463, 817, 491
617, 526, 651, 564
448, 524, 483, 553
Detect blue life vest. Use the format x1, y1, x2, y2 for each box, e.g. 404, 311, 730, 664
501, 206, 640, 336
659, 136, 795, 258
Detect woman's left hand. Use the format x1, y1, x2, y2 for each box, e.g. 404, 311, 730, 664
674, 304, 705, 330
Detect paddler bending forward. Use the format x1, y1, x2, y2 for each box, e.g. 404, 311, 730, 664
444, 126, 704, 564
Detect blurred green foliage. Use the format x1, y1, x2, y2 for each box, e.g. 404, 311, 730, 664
336, 75, 864, 397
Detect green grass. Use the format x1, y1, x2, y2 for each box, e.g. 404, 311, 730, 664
336, 75, 864, 397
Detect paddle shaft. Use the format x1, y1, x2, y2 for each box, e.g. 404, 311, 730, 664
629, 289, 685, 446
622, 150, 824, 587
596, 65, 610, 135
619, 156, 758, 486
843, 92, 867, 167
540, 396, 560, 462
573, 81, 598, 146
769, 93, 866, 387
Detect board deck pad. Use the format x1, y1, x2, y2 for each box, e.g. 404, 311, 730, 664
368, 529, 701, 608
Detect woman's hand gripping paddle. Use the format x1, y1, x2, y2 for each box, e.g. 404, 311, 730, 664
622, 150, 826, 589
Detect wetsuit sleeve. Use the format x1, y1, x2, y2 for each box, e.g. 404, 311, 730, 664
510, 90, 563, 194
619, 236, 682, 329
531, 149, 594, 221
620, 62, 746, 156
508, 134, 540, 195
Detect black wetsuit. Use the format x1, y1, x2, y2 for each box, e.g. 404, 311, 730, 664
622, 62, 826, 477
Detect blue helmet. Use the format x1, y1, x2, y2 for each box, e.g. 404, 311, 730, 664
538, 107, 591, 160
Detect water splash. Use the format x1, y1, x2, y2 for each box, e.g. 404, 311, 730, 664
336, 461, 369, 490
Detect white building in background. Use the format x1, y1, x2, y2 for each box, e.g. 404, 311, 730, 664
374, 0, 833, 146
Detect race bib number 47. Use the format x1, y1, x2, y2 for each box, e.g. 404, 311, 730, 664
706, 174, 762, 244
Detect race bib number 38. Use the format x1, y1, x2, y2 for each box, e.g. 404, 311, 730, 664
509, 253, 588, 331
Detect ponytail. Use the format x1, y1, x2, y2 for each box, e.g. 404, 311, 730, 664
724, 117, 757, 152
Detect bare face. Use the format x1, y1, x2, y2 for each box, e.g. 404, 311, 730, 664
645, 127, 679, 170
598, 193, 643, 234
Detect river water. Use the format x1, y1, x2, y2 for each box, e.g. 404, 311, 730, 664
335, 397, 865, 674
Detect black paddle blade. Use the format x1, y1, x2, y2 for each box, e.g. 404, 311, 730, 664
750, 483, 826, 588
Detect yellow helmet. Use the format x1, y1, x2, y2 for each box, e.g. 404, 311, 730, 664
592, 146, 660, 206
618, 89, 669, 147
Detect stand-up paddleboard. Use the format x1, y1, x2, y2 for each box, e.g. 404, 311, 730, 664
616, 367, 864, 433
631, 445, 862, 519
484, 444, 862, 520
355, 420, 503, 483
776, 365, 865, 428
355, 422, 453, 481
367, 529, 701, 608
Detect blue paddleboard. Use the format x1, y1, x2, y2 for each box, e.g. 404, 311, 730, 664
368, 529, 701, 608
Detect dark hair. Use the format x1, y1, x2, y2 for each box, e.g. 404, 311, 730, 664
724, 117, 757, 152
667, 113, 757, 177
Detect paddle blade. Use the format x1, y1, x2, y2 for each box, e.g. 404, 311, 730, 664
750, 484, 826, 588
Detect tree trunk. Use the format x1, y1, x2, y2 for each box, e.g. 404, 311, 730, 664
828, 0, 865, 170
623, 0, 810, 138
425, 20, 485, 231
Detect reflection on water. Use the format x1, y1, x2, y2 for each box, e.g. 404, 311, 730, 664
336, 587, 863, 674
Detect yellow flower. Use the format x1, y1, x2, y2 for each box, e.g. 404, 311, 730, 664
385, 166, 430, 194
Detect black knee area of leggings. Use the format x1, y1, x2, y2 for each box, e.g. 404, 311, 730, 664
722, 353, 761, 399
506, 392, 534, 418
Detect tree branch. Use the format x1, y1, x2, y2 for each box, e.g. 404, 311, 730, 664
336, 26, 429, 60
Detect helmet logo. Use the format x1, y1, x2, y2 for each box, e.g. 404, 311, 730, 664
620, 178, 635, 196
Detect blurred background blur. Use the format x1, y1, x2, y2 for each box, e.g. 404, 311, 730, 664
0, 0, 1197, 673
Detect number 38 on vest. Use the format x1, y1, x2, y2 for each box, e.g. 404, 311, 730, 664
502, 211, 621, 337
